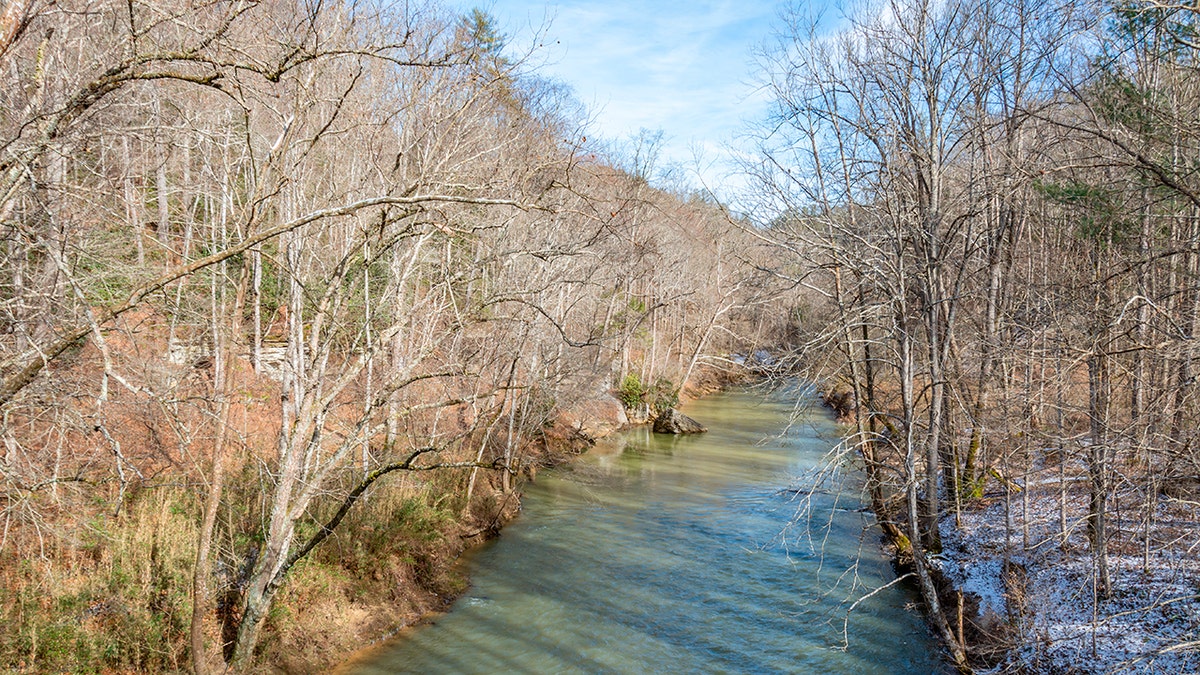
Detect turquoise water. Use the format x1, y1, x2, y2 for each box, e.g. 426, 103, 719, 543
353, 386, 945, 674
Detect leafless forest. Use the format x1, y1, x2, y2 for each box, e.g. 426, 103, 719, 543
747, 0, 1200, 672
0, 1, 787, 671
1, 0, 1198, 672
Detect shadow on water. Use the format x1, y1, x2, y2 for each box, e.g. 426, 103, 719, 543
351, 387, 949, 674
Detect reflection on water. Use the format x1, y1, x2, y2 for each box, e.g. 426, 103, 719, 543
353, 386, 946, 674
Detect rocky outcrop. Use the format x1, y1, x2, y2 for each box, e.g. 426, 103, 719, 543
558, 392, 629, 442
652, 408, 707, 434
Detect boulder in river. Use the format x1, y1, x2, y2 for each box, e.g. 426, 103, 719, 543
653, 408, 707, 434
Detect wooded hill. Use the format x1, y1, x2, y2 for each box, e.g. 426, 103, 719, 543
0, 1, 789, 671
745, 0, 1200, 671
7, 0, 1198, 672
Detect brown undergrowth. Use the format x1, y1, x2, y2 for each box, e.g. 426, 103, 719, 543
255, 470, 523, 674
0, 445, 530, 674
0, 313, 530, 673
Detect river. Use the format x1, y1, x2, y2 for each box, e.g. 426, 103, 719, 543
352, 385, 946, 673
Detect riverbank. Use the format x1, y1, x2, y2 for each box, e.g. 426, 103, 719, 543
290, 370, 747, 673
824, 382, 1200, 673
932, 453, 1200, 674
256, 421, 596, 672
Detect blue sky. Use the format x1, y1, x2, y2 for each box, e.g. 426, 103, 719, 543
446, 0, 794, 199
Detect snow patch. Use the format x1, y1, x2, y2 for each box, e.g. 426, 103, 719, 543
934, 457, 1200, 674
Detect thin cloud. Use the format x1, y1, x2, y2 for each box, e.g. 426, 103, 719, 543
449, 0, 798, 199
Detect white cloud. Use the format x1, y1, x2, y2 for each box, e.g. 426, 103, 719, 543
447, 0, 807, 201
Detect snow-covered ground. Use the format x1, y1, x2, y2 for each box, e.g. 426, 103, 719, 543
934, 452, 1200, 674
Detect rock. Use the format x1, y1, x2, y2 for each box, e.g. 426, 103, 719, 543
558, 392, 629, 440
652, 408, 707, 434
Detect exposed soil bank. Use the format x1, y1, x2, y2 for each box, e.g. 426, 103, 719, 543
258, 424, 595, 673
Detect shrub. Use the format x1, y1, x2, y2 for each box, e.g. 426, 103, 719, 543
618, 373, 644, 409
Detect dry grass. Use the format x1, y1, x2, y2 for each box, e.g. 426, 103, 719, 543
0, 489, 197, 673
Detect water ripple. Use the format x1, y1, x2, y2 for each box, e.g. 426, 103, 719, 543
354, 390, 947, 674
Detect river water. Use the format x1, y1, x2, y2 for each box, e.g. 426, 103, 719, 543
353, 386, 945, 674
